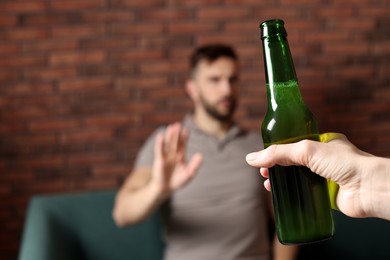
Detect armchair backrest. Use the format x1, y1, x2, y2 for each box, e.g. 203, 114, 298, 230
18, 190, 165, 260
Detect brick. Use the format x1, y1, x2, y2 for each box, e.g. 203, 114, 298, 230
167, 35, 194, 47
49, 0, 106, 11
18, 95, 63, 110
1, 82, 54, 96
23, 39, 78, 52
0, 15, 18, 26
332, 66, 375, 79
372, 40, 390, 55
225, 21, 261, 32
312, 6, 356, 17
0, 118, 25, 134
121, 127, 155, 140
83, 10, 135, 22
23, 67, 77, 81
58, 77, 111, 92
81, 38, 136, 50
20, 13, 82, 26
138, 35, 170, 48
0, 42, 20, 55
332, 19, 376, 30
146, 88, 186, 99
111, 23, 164, 35
110, 0, 164, 8
303, 31, 349, 43
198, 7, 249, 20
225, 0, 273, 4
118, 101, 155, 113
67, 152, 117, 165
0, 171, 34, 183
78, 64, 135, 77
51, 25, 105, 38
167, 0, 220, 6
0, 1, 46, 13
146, 112, 184, 125
168, 46, 192, 59
169, 22, 218, 34
0, 28, 48, 41
16, 155, 65, 168
78, 178, 118, 191
329, 0, 373, 3
91, 164, 132, 177
360, 6, 390, 16
59, 129, 114, 143
115, 76, 169, 90
197, 34, 251, 46
236, 46, 261, 58
324, 43, 369, 55
0, 55, 45, 68
280, 0, 324, 4
111, 49, 164, 62
29, 118, 80, 132
0, 185, 12, 195
141, 8, 193, 21
49, 50, 106, 66
5, 134, 57, 146
18, 180, 68, 193
283, 19, 321, 32
254, 9, 305, 24
139, 61, 173, 75
309, 54, 349, 66
84, 114, 135, 128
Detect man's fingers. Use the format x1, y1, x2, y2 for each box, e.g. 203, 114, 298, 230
177, 127, 189, 163
186, 153, 203, 178
154, 132, 164, 160
162, 122, 183, 162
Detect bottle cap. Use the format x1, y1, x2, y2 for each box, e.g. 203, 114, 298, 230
260, 19, 287, 39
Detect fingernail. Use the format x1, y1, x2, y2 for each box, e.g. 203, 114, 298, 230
246, 153, 257, 162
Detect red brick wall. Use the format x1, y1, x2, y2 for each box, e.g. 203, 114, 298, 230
1, 0, 389, 258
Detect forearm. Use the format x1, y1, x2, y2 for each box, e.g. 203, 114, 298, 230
113, 182, 168, 227
272, 235, 299, 260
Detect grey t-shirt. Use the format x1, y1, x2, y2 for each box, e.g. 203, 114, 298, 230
135, 116, 271, 260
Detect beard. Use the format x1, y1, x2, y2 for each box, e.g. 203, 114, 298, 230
199, 94, 237, 122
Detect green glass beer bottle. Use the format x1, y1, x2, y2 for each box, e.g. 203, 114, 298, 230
259, 19, 334, 244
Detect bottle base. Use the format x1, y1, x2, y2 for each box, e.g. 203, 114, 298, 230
279, 235, 333, 246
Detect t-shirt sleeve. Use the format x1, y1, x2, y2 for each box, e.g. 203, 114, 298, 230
134, 127, 165, 168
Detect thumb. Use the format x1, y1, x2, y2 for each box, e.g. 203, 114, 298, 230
178, 153, 203, 187
245, 141, 314, 169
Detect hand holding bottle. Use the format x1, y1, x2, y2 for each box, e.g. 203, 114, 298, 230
246, 135, 390, 221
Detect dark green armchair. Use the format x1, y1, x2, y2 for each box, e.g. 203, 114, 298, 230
19, 190, 390, 260
18, 190, 165, 260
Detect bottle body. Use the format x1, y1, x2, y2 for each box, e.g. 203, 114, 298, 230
260, 20, 333, 245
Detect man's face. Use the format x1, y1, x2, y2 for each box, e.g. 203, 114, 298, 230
190, 57, 239, 122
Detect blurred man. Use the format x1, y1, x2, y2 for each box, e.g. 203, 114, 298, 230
113, 44, 298, 260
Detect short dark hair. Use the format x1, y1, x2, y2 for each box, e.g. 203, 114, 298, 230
189, 44, 238, 76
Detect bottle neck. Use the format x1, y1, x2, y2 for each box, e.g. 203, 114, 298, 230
262, 34, 298, 84
262, 33, 303, 110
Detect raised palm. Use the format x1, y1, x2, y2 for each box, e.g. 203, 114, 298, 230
152, 123, 203, 196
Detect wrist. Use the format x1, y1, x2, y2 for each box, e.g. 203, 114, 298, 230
148, 180, 171, 203
360, 156, 390, 218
